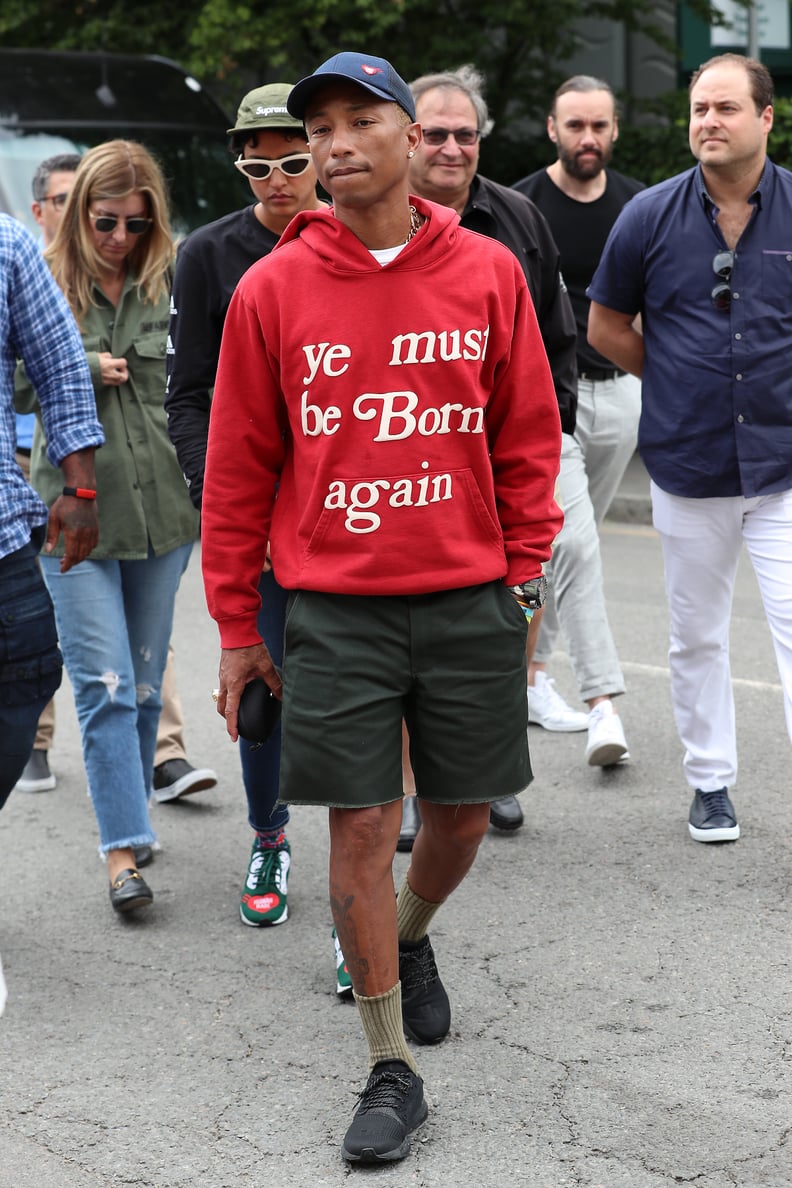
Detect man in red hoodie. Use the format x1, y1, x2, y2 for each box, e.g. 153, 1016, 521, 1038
201, 52, 562, 1165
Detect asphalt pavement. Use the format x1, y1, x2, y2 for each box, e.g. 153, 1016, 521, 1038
1, 459, 791, 1188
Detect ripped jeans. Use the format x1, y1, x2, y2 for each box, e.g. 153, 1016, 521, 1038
40, 543, 192, 853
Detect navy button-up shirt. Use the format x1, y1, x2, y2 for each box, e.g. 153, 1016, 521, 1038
588, 160, 792, 498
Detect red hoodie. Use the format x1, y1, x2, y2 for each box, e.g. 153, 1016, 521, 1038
202, 197, 562, 649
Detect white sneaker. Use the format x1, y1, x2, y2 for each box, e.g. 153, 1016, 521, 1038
585, 701, 629, 766
527, 672, 588, 732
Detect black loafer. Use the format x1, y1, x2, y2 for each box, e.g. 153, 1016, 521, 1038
397, 797, 421, 853
489, 794, 524, 831
109, 869, 154, 913
133, 844, 154, 868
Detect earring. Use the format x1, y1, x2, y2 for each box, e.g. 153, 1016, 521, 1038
407, 150, 415, 158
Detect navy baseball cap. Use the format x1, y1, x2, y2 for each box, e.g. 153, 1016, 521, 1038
287, 52, 416, 122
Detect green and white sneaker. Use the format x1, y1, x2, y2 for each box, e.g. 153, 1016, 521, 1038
240, 838, 291, 926
333, 927, 353, 999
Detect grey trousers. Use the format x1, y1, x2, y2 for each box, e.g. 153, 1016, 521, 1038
534, 372, 641, 702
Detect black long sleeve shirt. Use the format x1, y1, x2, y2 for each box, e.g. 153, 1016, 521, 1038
165, 205, 278, 509
462, 174, 578, 434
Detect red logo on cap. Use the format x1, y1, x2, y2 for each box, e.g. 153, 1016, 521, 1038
361, 65, 384, 76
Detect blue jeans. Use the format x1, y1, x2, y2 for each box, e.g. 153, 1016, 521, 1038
242, 569, 289, 833
40, 543, 192, 852
0, 531, 62, 808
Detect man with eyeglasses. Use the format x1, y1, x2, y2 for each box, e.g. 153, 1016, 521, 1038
589, 54, 792, 844
513, 77, 644, 773
30, 153, 81, 246
165, 85, 326, 939
408, 65, 577, 443
406, 63, 577, 837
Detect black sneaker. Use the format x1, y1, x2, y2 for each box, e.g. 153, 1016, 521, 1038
688, 787, 740, 843
152, 758, 218, 803
341, 1060, 428, 1163
399, 935, 450, 1044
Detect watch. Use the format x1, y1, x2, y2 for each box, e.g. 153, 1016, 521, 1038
507, 575, 548, 609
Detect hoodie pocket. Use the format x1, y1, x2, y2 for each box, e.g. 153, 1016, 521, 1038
299, 464, 505, 580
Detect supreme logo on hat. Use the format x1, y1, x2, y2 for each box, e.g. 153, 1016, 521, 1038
361, 65, 383, 75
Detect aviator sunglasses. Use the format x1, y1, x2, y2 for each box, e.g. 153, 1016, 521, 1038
234, 152, 312, 180
89, 211, 153, 235
711, 249, 734, 312
421, 127, 481, 146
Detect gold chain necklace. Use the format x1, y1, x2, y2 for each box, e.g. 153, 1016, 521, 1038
405, 204, 422, 243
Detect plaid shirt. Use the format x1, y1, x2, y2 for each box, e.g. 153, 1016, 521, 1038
0, 214, 104, 558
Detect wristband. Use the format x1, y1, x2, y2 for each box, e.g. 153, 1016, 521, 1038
510, 593, 535, 624
62, 486, 97, 500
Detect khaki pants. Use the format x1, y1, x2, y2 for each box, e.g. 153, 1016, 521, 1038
154, 646, 187, 766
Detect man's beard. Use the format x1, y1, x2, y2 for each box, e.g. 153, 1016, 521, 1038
559, 142, 612, 181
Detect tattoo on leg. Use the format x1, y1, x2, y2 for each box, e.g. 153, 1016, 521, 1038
330, 891, 370, 985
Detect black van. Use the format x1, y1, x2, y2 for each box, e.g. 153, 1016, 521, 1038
0, 48, 246, 236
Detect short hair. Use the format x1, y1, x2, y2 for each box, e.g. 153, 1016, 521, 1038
46, 140, 174, 323
31, 153, 81, 201
408, 65, 494, 137
229, 127, 308, 156
689, 53, 774, 114
550, 76, 617, 121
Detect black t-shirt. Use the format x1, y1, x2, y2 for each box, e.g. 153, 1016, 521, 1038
512, 168, 643, 373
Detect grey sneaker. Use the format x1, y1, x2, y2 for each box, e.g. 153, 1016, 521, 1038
15, 749, 56, 793
341, 1060, 428, 1163
688, 788, 740, 843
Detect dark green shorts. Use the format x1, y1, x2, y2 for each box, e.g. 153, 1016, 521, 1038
279, 581, 530, 808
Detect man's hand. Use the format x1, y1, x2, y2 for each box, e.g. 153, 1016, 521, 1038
45, 495, 99, 572
217, 643, 282, 741
587, 302, 644, 378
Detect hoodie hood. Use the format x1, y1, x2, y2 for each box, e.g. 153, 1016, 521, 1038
276, 195, 460, 273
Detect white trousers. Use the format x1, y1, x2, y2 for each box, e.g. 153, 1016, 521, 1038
651, 481, 792, 790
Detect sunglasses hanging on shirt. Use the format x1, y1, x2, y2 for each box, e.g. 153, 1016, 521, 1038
711, 249, 734, 312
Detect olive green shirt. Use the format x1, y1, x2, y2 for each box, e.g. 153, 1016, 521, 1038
20, 272, 198, 559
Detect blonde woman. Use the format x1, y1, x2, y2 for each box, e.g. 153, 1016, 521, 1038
22, 141, 198, 913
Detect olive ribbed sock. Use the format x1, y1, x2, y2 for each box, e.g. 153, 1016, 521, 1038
396, 878, 441, 943
354, 982, 418, 1072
